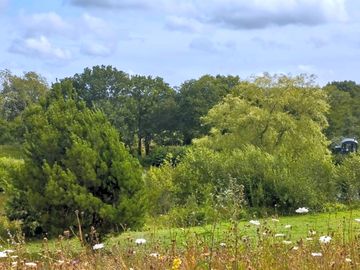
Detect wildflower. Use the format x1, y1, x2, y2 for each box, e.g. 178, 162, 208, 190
93, 243, 105, 250
345, 258, 352, 263
295, 207, 309, 213
219, 242, 226, 247
25, 262, 37, 268
149, 252, 160, 257
285, 224, 292, 229
11, 262, 17, 267
3, 249, 14, 253
275, 233, 285, 237
306, 237, 313, 241
308, 229, 317, 235
319, 236, 331, 244
0, 252, 7, 258
292, 246, 299, 251
271, 218, 280, 222
172, 257, 182, 270
354, 218, 360, 223
249, 220, 260, 226
283, 240, 292, 245
311, 252, 322, 257
135, 238, 146, 245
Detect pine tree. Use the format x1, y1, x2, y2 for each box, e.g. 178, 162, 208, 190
7, 81, 145, 236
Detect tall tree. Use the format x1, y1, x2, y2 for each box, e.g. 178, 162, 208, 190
176, 75, 240, 144
180, 74, 335, 210
129, 75, 176, 156
0, 70, 48, 121
69, 66, 177, 156
324, 81, 360, 142
7, 81, 145, 236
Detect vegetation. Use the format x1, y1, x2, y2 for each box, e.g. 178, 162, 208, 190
5, 81, 145, 237
1, 67, 360, 268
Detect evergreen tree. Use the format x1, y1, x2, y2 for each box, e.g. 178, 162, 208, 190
7, 81, 145, 236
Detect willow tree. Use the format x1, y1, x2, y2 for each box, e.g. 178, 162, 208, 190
174, 74, 335, 212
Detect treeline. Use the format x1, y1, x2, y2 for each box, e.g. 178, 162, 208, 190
0, 67, 360, 237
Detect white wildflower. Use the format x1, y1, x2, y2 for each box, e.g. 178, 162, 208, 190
3, 249, 14, 253
306, 237, 313, 241
354, 218, 360, 223
149, 252, 159, 257
219, 242, 226, 247
93, 243, 105, 250
308, 230, 317, 235
283, 240, 292, 245
0, 252, 7, 258
295, 207, 309, 214
249, 220, 260, 226
135, 238, 146, 245
319, 236, 331, 244
345, 258, 352, 263
271, 218, 279, 222
285, 225, 292, 229
311, 252, 322, 257
25, 262, 37, 267
275, 233, 285, 237
292, 246, 299, 250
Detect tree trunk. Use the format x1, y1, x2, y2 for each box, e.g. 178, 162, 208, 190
137, 134, 142, 156
145, 134, 151, 156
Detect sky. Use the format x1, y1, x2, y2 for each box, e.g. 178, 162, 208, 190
0, 0, 359, 87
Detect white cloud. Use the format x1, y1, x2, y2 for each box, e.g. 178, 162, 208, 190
69, 0, 348, 30
20, 12, 72, 37
70, 0, 151, 9
192, 0, 348, 29
9, 35, 71, 61
82, 13, 114, 38
165, 16, 203, 32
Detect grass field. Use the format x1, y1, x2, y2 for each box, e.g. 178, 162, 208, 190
0, 208, 358, 269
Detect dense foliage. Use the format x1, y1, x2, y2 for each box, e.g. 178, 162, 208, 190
1, 67, 360, 236
6, 81, 145, 236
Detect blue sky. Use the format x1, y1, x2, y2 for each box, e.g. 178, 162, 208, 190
1, 0, 359, 86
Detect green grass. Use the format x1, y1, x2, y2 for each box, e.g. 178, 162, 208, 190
109, 209, 360, 246
20, 208, 360, 256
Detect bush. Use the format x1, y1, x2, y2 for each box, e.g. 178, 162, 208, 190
0, 215, 22, 240
170, 145, 335, 215
0, 157, 24, 191
335, 153, 360, 203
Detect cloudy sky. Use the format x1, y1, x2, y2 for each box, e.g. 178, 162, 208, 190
1, 0, 359, 86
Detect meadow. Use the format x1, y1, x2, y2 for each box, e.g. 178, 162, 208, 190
0, 208, 359, 269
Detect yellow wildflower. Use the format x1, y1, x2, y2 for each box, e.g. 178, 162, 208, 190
172, 257, 182, 270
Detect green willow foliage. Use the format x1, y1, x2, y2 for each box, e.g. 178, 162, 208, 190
7, 81, 145, 236
147, 75, 336, 218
